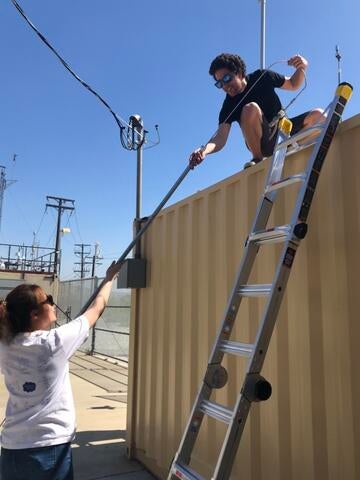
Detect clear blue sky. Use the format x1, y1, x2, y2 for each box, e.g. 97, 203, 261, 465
1, 0, 359, 278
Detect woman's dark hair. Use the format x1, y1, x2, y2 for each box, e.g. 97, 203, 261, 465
209, 53, 247, 78
0, 284, 42, 342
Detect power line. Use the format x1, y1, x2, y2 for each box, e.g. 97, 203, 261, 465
73, 210, 83, 244
10, 0, 146, 148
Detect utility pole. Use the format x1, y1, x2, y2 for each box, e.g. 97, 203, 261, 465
0, 166, 17, 234
46, 196, 75, 275
74, 243, 92, 278
259, 0, 266, 69
91, 242, 102, 277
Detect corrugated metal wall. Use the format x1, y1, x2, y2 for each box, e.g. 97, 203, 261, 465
127, 115, 360, 480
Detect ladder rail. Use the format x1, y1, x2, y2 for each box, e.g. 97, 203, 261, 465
169, 130, 290, 476
211, 83, 353, 480
168, 83, 353, 480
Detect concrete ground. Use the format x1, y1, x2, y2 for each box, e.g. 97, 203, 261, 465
0, 351, 156, 480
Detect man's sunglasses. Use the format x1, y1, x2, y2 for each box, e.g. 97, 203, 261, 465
214, 73, 234, 89
39, 294, 55, 307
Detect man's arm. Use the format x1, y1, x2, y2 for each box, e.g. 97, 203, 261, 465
281, 55, 308, 91
189, 122, 231, 168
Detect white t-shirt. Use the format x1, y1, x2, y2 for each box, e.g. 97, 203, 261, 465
0, 315, 89, 449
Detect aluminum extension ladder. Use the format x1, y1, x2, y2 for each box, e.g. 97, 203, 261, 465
168, 82, 353, 480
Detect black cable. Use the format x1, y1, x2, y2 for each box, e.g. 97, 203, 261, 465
10, 0, 143, 146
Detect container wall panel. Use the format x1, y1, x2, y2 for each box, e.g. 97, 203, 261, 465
127, 115, 360, 480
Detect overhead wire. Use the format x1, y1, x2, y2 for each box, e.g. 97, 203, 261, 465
204, 60, 308, 148
34, 208, 47, 239
44, 208, 57, 247
73, 210, 83, 244
6, 189, 35, 235
45, 225, 57, 248
10, 0, 145, 147
10, 1, 307, 159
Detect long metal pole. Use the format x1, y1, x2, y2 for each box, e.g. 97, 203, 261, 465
133, 115, 144, 259
259, 0, 266, 69
77, 164, 192, 316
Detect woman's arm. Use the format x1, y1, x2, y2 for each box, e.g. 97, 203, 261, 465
84, 261, 121, 328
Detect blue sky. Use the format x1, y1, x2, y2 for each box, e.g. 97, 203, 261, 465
1, 0, 359, 278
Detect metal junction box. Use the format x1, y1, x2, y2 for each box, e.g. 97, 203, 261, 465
117, 258, 147, 289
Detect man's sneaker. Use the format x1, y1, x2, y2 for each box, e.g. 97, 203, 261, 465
243, 158, 262, 169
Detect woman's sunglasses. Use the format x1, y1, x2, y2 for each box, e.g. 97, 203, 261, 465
39, 294, 55, 307
214, 73, 234, 89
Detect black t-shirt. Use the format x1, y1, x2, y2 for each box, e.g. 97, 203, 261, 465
218, 69, 285, 125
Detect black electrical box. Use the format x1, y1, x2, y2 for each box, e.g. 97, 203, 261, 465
117, 258, 147, 289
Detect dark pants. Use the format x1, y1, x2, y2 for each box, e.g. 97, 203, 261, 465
1, 442, 73, 480
260, 111, 310, 157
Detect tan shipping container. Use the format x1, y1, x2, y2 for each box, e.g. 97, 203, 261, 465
127, 114, 360, 480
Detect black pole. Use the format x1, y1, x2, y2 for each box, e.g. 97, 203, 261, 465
54, 199, 62, 275
91, 255, 96, 277
46, 196, 75, 276
77, 164, 192, 316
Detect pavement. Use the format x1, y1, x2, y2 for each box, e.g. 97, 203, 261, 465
0, 351, 156, 480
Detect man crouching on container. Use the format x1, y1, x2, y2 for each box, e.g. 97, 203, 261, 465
189, 52, 325, 170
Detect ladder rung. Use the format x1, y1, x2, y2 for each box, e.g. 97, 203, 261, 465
172, 462, 205, 480
265, 173, 306, 193
199, 400, 233, 424
219, 340, 254, 358
286, 138, 316, 157
275, 125, 323, 151
248, 225, 291, 245
238, 284, 272, 296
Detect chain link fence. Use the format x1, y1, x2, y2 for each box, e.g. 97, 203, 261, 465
57, 277, 130, 362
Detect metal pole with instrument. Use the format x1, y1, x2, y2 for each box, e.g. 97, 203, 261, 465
77, 164, 192, 316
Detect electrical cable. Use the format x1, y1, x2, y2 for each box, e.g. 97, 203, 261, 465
7, 189, 35, 234
44, 209, 57, 247
10, 0, 145, 147
203, 60, 308, 149
73, 211, 83, 244
143, 125, 160, 150
45, 226, 57, 248
34, 208, 47, 239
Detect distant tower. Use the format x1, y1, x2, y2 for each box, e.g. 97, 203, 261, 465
0, 165, 16, 234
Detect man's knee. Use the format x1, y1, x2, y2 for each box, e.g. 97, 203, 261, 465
241, 102, 262, 125
304, 108, 326, 127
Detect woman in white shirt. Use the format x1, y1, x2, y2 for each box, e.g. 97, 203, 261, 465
0, 260, 120, 480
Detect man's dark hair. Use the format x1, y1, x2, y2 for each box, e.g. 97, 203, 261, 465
209, 53, 246, 78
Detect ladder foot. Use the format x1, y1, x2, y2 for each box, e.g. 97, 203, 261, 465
242, 374, 272, 402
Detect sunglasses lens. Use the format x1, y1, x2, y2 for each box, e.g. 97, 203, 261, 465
48, 295, 54, 306
214, 74, 233, 89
